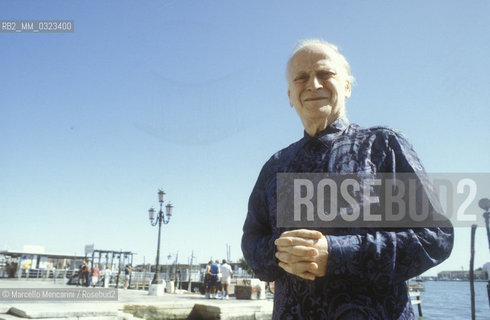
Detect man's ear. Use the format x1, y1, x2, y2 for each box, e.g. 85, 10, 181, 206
345, 80, 351, 98
288, 88, 293, 107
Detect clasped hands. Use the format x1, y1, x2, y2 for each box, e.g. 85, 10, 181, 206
274, 229, 329, 281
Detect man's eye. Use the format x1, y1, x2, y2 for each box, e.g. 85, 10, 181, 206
318, 71, 334, 78
294, 75, 308, 82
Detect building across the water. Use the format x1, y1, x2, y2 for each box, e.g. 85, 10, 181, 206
437, 269, 487, 281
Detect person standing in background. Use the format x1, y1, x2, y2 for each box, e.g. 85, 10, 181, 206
85, 259, 92, 287
220, 259, 234, 300
103, 264, 112, 288
124, 264, 131, 290
209, 260, 220, 299
91, 264, 100, 287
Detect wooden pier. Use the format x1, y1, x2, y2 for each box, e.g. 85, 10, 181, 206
409, 290, 423, 317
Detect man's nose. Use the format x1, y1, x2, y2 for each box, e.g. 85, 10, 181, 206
306, 75, 322, 90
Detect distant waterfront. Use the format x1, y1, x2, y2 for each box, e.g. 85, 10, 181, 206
420, 280, 489, 319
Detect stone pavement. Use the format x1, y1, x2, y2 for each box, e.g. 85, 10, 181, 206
0, 279, 273, 320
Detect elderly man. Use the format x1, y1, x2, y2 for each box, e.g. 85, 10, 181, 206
241, 39, 453, 320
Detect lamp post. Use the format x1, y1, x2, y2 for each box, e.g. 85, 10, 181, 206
479, 198, 490, 251
148, 189, 174, 285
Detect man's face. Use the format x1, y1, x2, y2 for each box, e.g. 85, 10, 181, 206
288, 45, 351, 128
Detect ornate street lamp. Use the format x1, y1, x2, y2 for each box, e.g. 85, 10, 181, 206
479, 198, 490, 251
148, 189, 174, 284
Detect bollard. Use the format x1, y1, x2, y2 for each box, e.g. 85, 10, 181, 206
470, 224, 476, 320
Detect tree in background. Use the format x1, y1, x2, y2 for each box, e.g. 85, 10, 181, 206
238, 257, 254, 277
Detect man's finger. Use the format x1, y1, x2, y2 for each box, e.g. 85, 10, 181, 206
276, 245, 318, 257
278, 262, 317, 280
280, 229, 323, 239
278, 261, 318, 277
275, 250, 316, 264
298, 271, 316, 281
275, 237, 317, 247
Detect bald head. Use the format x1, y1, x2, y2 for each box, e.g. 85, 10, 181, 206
286, 39, 354, 86
286, 39, 353, 136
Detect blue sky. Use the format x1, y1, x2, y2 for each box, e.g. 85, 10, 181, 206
1, 0, 489, 275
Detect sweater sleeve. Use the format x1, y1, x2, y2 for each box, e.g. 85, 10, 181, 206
324, 130, 454, 287
241, 165, 285, 282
